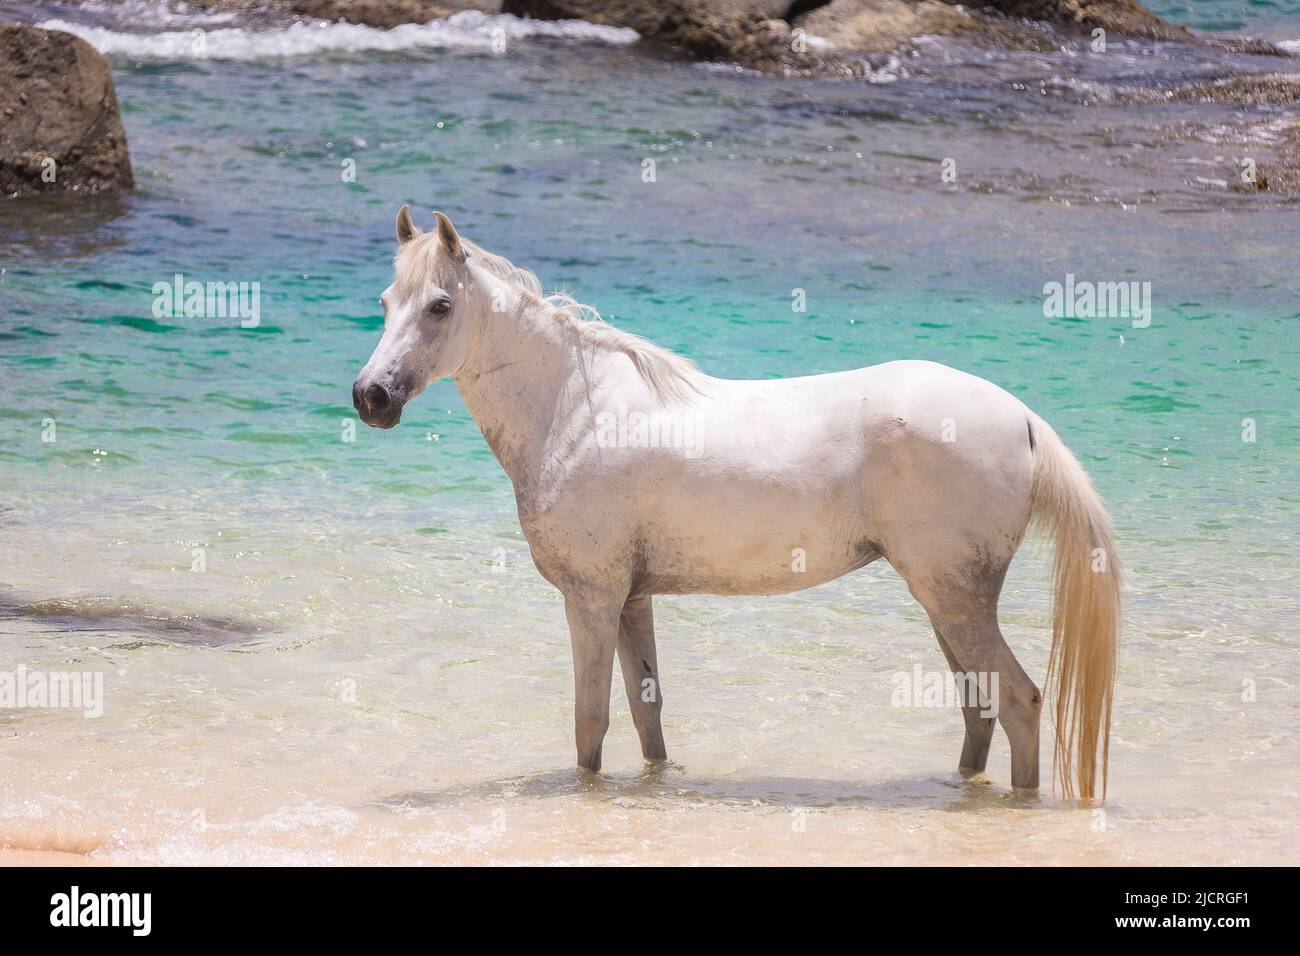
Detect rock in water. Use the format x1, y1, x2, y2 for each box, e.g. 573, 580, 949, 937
503, 0, 1193, 74
974, 0, 1188, 41
0, 24, 134, 200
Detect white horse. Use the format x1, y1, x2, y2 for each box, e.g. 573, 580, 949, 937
354, 207, 1121, 800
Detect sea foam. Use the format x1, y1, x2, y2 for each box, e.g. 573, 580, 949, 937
37, 11, 640, 60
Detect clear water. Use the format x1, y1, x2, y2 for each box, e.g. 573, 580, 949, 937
1150, 0, 1300, 38
0, 2, 1297, 864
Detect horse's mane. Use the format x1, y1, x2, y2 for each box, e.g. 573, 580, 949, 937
467, 238, 707, 403
401, 230, 704, 403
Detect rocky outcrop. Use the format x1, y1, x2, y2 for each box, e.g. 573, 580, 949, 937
0, 24, 134, 199
795, 1, 1056, 55
974, 1, 1189, 42
502, 1, 811, 73
501, 0, 789, 35
502, 0, 1191, 74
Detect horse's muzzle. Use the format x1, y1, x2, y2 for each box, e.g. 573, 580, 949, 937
353, 379, 403, 429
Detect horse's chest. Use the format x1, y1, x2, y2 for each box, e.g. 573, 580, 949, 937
513, 496, 624, 590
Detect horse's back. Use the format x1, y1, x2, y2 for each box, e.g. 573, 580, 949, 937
698, 359, 1034, 483
596, 359, 1039, 596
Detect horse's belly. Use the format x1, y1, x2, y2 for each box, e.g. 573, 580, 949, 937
633, 485, 881, 596
637, 545, 882, 597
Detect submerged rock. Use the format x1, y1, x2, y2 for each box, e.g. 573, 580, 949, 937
1169, 74, 1300, 196
1260, 121, 1300, 195
1205, 36, 1295, 58
1167, 73, 1300, 106
0, 24, 134, 199
1115, 72, 1300, 108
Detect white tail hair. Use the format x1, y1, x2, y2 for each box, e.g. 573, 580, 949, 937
1029, 414, 1121, 802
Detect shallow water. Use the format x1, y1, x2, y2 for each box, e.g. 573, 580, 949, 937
0, 1, 1297, 864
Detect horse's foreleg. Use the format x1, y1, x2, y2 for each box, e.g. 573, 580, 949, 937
563, 590, 622, 772
616, 595, 666, 762
934, 627, 996, 774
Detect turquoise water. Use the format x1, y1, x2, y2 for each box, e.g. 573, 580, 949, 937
1151, 0, 1300, 37
0, 5, 1297, 863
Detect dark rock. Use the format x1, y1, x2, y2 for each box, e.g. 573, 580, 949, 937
967, 1, 1190, 42
503, 0, 1189, 74
506, 0, 851, 74
0, 24, 134, 199
795, 0, 1056, 56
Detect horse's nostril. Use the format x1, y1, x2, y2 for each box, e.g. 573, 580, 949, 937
351, 381, 364, 412
364, 383, 390, 412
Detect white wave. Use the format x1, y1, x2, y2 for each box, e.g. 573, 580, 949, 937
47, 0, 243, 29
36, 11, 640, 61
1278, 39, 1300, 55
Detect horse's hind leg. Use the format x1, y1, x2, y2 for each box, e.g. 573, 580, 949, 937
902, 566, 1042, 791
616, 596, 667, 762
933, 627, 996, 774
937, 606, 1041, 791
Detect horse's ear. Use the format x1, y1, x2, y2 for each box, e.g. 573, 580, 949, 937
396, 204, 421, 245
434, 211, 466, 263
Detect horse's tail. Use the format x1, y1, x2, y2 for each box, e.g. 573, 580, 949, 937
1028, 414, 1121, 802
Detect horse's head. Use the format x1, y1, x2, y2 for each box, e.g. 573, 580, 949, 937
353, 205, 473, 429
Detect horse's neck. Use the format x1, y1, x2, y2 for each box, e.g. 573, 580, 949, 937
453, 272, 581, 490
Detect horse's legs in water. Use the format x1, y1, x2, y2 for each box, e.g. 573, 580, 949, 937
616, 596, 667, 762
933, 627, 996, 775
900, 562, 1042, 791
563, 589, 623, 772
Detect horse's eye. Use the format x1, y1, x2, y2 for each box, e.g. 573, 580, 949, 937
429, 298, 451, 316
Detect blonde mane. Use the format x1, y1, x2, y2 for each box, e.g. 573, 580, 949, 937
399, 230, 705, 403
